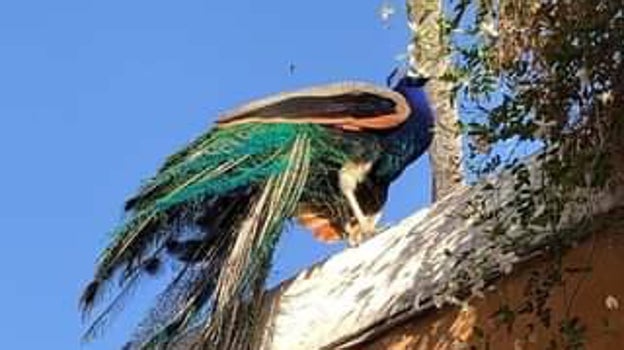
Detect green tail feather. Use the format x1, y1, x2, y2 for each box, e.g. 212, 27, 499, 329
197, 136, 312, 349
81, 123, 348, 349
87, 124, 318, 286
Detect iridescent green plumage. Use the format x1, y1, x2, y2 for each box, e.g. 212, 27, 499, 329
81, 123, 354, 349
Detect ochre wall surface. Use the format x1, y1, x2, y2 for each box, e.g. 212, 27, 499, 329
358, 225, 624, 349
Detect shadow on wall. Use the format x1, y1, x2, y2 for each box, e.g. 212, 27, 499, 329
359, 212, 624, 350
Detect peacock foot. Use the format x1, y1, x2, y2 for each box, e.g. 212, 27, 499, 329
345, 216, 378, 247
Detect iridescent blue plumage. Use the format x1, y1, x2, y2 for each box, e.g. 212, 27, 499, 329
372, 77, 434, 182
81, 74, 434, 350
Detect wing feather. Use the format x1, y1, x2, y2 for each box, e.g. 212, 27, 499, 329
217, 82, 411, 131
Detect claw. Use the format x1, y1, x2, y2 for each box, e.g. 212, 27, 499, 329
345, 212, 381, 247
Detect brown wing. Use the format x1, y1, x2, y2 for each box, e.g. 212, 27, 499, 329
217, 82, 411, 131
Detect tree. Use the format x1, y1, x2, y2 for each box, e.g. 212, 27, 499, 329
437, 1, 623, 346
407, 0, 464, 201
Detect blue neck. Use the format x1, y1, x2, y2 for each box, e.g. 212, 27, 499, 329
393, 85, 435, 153
371, 84, 434, 182
395, 85, 435, 130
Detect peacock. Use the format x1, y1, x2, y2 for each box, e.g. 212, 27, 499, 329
80, 71, 434, 350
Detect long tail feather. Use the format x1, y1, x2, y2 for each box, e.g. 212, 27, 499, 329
80, 125, 300, 318
200, 135, 311, 349
82, 123, 322, 349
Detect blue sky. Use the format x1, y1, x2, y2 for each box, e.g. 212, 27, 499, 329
0, 1, 431, 349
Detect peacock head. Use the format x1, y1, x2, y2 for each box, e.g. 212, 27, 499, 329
387, 68, 434, 125
394, 75, 429, 90
387, 67, 429, 98
386, 66, 429, 87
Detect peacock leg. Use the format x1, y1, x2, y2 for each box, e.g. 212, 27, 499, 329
339, 162, 376, 246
